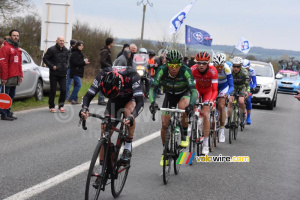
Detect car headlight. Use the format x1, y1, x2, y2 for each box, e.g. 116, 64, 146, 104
262, 82, 274, 88
137, 70, 144, 76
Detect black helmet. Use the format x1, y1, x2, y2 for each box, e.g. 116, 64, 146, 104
148, 49, 156, 57
100, 71, 124, 99
166, 50, 183, 63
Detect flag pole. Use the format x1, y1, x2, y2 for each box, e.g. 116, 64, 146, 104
230, 47, 235, 58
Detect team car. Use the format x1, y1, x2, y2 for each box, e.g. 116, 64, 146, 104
276, 70, 300, 94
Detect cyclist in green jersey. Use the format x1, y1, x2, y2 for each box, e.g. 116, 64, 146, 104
149, 50, 198, 166
226, 56, 250, 128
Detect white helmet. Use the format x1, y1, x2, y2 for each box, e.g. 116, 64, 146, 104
212, 53, 226, 66
139, 48, 147, 54
230, 56, 243, 65
242, 59, 250, 68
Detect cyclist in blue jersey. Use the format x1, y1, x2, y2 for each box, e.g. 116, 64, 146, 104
242, 59, 257, 124
212, 53, 234, 142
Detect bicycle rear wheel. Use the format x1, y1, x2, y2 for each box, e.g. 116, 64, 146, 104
85, 139, 108, 200
163, 126, 172, 185
111, 126, 130, 198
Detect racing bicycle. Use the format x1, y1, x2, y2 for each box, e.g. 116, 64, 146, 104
80, 113, 130, 199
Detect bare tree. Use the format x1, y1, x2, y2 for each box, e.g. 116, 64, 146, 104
0, 0, 32, 21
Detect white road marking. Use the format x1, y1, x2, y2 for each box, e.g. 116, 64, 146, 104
4, 131, 161, 200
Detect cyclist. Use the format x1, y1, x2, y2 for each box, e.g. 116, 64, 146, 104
191, 51, 218, 155
212, 53, 234, 142
149, 49, 198, 166
242, 59, 257, 125
226, 56, 250, 128
80, 66, 144, 168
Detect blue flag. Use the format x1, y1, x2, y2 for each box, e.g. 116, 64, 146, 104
185, 25, 212, 46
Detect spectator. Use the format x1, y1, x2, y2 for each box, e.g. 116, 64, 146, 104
188, 56, 196, 68
66, 39, 77, 101
69, 41, 90, 104
114, 49, 131, 66
116, 43, 129, 58
43, 36, 69, 113
98, 37, 114, 105
0, 29, 23, 121
127, 43, 137, 67
182, 56, 189, 66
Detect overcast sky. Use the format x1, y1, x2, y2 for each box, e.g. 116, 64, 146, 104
31, 0, 300, 51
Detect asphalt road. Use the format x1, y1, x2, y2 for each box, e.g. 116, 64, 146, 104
1, 93, 299, 200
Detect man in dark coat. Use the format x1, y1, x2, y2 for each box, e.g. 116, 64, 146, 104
43, 36, 69, 113
188, 56, 196, 68
98, 37, 114, 105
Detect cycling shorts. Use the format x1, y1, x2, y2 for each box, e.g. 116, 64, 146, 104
231, 86, 247, 97
218, 86, 229, 97
162, 90, 190, 115
198, 89, 212, 103
104, 96, 135, 126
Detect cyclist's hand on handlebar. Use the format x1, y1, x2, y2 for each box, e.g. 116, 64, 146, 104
79, 108, 89, 120
185, 104, 194, 116
124, 114, 134, 127
149, 102, 159, 114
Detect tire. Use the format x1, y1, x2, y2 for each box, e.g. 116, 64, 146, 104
274, 91, 277, 108
266, 93, 275, 110
234, 108, 239, 140
197, 132, 203, 156
173, 125, 181, 175
85, 139, 108, 200
209, 112, 214, 152
189, 115, 197, 165
163, 126, 172, 185
229, 109, 235, 144
35, 79, 43, 101
111, 126, 130, 198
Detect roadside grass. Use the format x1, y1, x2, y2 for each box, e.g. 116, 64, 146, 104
12, 78, 94, 111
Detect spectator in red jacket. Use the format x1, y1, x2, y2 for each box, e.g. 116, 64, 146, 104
0, 29, 23, 121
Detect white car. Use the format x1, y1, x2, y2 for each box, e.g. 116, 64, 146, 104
250, 60, 278, 110
14, 49, 50, 100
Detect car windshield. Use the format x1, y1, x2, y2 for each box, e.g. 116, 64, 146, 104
279, 72, 300, 80
250, 63, 273, 77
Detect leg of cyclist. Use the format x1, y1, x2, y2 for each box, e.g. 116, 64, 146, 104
217, 86, 228, 142
120, 99, 136, 162
238, 96, 246, 125
226, 90, 236, 128
177, 96, 190, 148
246, 94, 252, 124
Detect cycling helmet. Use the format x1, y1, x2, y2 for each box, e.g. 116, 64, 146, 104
212, 52, 226, 66
166, 49, 183, 63
196, 51, 210, 62
242, 59, 251, 68
148, 49, 156, 57
139, 48, 147, 54
100, 71, 124, 99
230, 56, 243, 65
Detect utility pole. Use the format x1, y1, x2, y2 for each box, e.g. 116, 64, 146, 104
137, 0, 153, 48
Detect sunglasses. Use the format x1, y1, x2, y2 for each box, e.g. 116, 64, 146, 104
196, 61, 208, 65
167, 63, 182, 69
233, 65, 241, 68
215, 65, 224, 68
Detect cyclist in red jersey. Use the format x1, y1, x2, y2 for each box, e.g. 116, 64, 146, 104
191, 51, 218, 155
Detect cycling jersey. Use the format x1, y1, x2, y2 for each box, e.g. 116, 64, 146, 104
231, 67, 250, 96
149, 64, 198, 105
82, 66, 144, 118
191, 64, 218, 102
217, 63, 234, 95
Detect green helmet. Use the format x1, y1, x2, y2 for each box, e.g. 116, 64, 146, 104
166, 50, 183, 63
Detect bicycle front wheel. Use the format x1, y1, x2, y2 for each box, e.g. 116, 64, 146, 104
189, 115, 197, 165
174, 126, 181, 175
234, 109, 239, 140
209, 112, 215, 152
85, 139, 108, 200
111, 126, 130, 198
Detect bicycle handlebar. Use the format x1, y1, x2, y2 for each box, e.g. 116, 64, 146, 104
79, 113, 123, 130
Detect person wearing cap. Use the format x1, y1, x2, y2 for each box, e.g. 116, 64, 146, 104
113, 49, 131, 66
116, 43, 129, 58
66, 39, 77, 101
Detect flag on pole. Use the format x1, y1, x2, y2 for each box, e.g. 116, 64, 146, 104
185, 25, 212, 46
235, 37, 252, 54
169, 0, 196, 35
